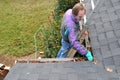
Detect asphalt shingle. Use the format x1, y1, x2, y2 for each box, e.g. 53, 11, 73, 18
98, 33, 108, 46
90, 37, 100, 49
103, 22, 113, 32
87, 0, 120, 78
4, 62, 120, 80
115, 8, 120, 18
111, 48, 120, 56
113, 55, 120, 66
92, 48, 103, 61
89, 25, 97, 37
106, 31, 116, 42
111, 19, 120, 30
115, 29, 120, 38
95, 23, 105, 34
100, 45, 112, 58
103, 57, 114, 66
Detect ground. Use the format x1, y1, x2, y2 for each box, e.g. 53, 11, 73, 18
0, 54, 35, 67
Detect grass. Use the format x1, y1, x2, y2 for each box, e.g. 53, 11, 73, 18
0, 0, 56, 56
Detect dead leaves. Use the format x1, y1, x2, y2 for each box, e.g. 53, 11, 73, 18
106, 68, 113, 72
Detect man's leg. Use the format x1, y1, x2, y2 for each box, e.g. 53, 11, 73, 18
57, 39, 70, 58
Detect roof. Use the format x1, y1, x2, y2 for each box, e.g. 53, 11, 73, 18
4, 0, 120, 80
4, 61, 120, 80
86, 0, 120, 77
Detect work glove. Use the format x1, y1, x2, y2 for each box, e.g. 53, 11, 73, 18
85, 51, 93, 61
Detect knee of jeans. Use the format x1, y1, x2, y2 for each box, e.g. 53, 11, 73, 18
61, 47, 69, 51
63, 45, 70, 50
62, 43, 70, 49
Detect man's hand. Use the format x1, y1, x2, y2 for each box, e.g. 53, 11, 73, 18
85, 51, 93, 61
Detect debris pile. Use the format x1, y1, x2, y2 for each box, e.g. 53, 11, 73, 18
0, 63, 10, 80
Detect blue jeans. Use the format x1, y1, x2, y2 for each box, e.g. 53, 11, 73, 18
57, 39, 70, 58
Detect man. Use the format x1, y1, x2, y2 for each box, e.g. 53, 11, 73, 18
57, 3, 93, 61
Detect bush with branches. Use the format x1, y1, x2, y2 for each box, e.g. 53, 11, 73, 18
54, 0, 79, 22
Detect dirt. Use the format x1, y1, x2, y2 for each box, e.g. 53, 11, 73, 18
0, 54, 35, 67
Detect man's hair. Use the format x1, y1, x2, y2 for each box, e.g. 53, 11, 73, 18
72, 3, 86, 16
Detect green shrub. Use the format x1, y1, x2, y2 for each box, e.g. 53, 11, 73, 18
38, 17, 61, 58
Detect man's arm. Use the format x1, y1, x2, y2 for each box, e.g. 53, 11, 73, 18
68, 27, 87, 55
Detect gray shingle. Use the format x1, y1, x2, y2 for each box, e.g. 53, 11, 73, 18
108, 78, 120, 80
103, 57, 114, 66
95, 24, 104, 34
78, 74, 87, 80
106, 30, 117, 43
85, 73, 98, 80
99, 10, 108, 17
59, 73, 68, 80
109, 41, 120, 50
115, 7, 120, 14
111, 48, 120, 56
100, 45, 109, 53
92, 11, 100, 18
51, 67, 65, 74
100, 45, 112, 58
116, 66, 120, 74
107, 7, 115, 13
115, 9, 120, 18
75, 62, 93, 67
63, 62, 74, 68
99, 6, 107, 12
38, 73, 49, 80
90, 36, 100, 49
4, 61, 120, 80
103, 22, 113, 32
4, 74, 19, 80
114, 5, 120, 10
98, 33, 108, 46
100, 10, 111, 22
113, 55, 120, 66
118, 39, 120, 45
101, 16, 110, 22
94, 17, 102, 23
104, 0, 113, 8
106, 31, 115, 39
85, 67, 97, 73
86, 0, 120, 78
109, 12, 118, 21
68, 73, 78, 80
49, 74, 60, 80
92, 48, 103, 61
115, 29, 120, 38
89, 25, 97, 37
111, 0, 120, 3
100, 41, 108, 46
113, 1, 120, 7
20, 74, 39, 80
111, 19, 120, 30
